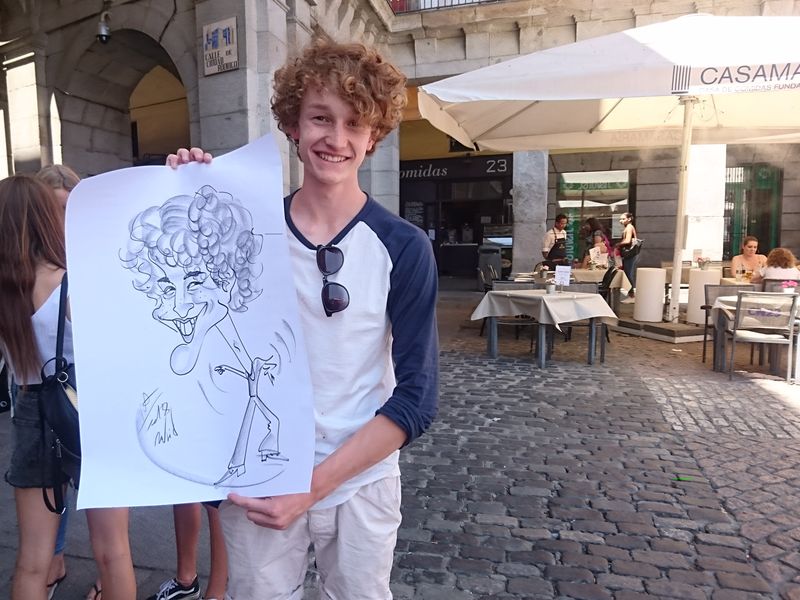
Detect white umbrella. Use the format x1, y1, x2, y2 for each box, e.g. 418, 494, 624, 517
418, 14, 800, 322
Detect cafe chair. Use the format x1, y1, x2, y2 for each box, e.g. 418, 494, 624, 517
559, 282, 608, 362
598, 265, 619, 307
477, 268, 492, 336
762, 278, 800, 292
727, 291, 799, 382
490, 280, 539, 343
701, 283, 756, 363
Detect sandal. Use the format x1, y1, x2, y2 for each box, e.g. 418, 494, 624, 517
46, 573, 66, 600
85, 583, 102, 600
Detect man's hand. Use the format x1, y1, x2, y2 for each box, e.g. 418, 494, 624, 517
166, 147, 213, 169
227, 491, 316, 530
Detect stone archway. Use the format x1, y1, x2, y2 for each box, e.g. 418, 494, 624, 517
54, 28, 187, 175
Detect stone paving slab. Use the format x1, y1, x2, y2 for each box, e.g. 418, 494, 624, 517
2, 291, 799, 599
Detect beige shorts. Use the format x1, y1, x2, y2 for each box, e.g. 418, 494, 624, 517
219, 476, 402, 600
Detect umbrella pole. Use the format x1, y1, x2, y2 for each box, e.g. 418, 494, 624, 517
667, 96, 698, 323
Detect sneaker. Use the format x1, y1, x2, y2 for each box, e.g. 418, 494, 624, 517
147, 577, 200, 600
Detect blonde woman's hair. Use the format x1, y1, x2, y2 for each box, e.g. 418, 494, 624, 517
37, 164, 80, 191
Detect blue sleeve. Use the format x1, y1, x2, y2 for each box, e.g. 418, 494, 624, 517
374, 220, 439, 446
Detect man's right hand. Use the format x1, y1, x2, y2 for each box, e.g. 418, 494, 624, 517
166, 147, 213, 169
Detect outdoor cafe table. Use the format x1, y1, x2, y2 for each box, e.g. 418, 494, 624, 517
471, 289, 619, 368
711, 294, 800, 379
512, 269, 631, 311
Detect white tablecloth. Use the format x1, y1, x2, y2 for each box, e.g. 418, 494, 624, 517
471, 289, 618, 326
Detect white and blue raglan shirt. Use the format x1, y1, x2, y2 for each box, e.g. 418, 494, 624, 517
285, 192, 439, 510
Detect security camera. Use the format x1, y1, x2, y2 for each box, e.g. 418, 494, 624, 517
97, 11, 111, 44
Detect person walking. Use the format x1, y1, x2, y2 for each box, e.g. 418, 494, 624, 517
616, 212, 640, 302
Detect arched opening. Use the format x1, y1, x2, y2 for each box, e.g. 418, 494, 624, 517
50, 92, 62, 165
55, 29, 189, 175
129, 66, 190, 165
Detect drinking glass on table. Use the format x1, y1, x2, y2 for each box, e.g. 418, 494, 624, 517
743, 269, 753, 282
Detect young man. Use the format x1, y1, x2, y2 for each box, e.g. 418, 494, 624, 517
168, 39, 439, 598
542, 213, 569, 267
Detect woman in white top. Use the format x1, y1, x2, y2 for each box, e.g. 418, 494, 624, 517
616, 213, 639, 301
760, 247, 800, 281
731, 236, 768, 283
0, 175, 135, 600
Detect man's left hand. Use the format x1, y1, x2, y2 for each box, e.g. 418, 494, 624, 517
227, 492, 315, 530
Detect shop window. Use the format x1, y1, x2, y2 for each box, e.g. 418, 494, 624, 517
556, 170, 631, 262
724, 165, 782, 259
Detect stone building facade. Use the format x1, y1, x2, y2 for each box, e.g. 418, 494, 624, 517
1, 0, 798, 272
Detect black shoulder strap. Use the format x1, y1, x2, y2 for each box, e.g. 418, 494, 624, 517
55, 273, 68, 362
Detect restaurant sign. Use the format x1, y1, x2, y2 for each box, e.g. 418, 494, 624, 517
671, 62, 800, 95
400, 155, 512, 181
203, 17, 239, 76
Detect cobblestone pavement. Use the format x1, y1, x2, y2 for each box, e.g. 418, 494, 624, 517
2, 291, 799, 599
385, 292, 800, 599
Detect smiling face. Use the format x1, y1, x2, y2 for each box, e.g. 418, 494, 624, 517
147, 260, 229, 347
288, 87, 375, 189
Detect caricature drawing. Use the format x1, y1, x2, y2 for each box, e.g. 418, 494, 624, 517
122, 185, 291, 487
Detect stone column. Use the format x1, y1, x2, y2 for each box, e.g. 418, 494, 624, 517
359, 129, 400, 213
683, 144, 726, 261
195, 0, 288, 159
4, 41, 52, 173
512, 150, 548, 273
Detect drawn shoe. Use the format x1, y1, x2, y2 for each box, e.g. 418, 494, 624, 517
214, 464, 245, 486
258, 435, 288, 461
146, 576, 200, 600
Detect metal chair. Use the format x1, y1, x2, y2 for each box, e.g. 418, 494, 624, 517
700, 283, 756, 363
477, 269, 492, 336
762, 278, 800, 292
727, 291, 799, 382
490, 280, 539, 343
559, 282, 609, 362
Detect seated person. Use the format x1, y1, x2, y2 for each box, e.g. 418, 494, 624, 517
581, 231, 610, 269
760, 247, 800, 282
731, 235, 767, 282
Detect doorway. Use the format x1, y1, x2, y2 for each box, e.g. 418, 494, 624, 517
724, 165, 782, 258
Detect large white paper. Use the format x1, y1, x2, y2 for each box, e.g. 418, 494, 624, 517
66, 135, 315, 509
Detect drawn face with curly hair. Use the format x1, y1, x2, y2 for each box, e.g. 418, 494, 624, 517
123, 186, 263, 373
147, 258, 230, 345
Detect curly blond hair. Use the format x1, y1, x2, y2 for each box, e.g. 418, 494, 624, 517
271, 39, 407, 154
766, 247, 797, 269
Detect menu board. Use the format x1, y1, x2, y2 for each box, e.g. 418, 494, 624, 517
404, 201, 425, 228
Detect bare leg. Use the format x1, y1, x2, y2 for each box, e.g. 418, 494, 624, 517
46, 552, 66, 585
11, 487, 60, 600
47, 502, 68, 584
86, 507, 135, 600
173, 503, 201, 586
204, 504, 228, 599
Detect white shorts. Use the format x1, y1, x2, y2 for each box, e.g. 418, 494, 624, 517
219, 476, 402, 600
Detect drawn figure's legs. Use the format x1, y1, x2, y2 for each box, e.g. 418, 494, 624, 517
252, 396, 286, 462
214, 398, 256, 485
